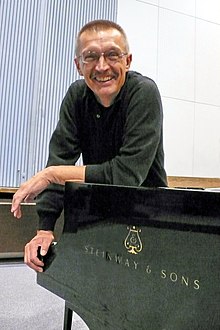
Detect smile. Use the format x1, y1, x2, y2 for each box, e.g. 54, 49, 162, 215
94, 76, 114, 82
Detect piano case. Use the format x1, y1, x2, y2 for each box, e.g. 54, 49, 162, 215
37, 183, 220, 330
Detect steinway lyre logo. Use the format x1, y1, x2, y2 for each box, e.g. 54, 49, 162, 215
124, 226, 143, 254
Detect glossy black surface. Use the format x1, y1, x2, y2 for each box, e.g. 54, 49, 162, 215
38, 183, 220, 330
64, 183, 220, 233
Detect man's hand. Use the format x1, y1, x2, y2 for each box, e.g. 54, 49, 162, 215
11, 165, 86, 218
11, 168, 53, 218
24, 230, 54, 272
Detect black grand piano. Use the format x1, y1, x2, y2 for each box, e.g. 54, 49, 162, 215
37, 183, 220, 330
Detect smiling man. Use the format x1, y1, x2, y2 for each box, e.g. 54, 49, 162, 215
74, 24, 131, 107
11, 20, 167, 272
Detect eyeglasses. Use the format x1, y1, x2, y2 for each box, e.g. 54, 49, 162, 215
78, 50, 128, 65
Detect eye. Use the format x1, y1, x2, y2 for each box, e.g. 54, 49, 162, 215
83, 52, 99, 63
106, 50, 120, 61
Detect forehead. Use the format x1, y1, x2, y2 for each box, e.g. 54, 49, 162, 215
78, 28, 125, 52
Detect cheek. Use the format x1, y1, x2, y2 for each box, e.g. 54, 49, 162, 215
83, 74, 97, 91
118, 67, 127, 84
80, 68, 93, 83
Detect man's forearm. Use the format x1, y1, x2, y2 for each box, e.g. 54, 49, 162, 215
47, 165, 86, 185
11, 165, 86, 218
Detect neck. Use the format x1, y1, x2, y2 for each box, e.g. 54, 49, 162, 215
95, 93, 119, 107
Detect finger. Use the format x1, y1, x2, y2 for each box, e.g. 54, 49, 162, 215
11, 204, 22, 219
24, 243, 44, 272
11, 193, 25, 215
14, 207, 22, 219
40, 243, 51, 256
11, 180, 35, 211
25, 257, 44, 273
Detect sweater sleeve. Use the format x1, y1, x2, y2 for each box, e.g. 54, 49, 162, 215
36, 76, 166, 231
85, 78, 165, 187
36, 84, 82, 231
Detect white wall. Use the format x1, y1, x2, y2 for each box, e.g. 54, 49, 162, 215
117, 0, 220, 177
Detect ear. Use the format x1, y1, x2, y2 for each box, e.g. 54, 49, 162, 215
74, 58, 84, 76
125, 53, 132, 71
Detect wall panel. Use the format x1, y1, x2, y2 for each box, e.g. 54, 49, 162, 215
0, 0, 117, 187
0, 0, 41, 187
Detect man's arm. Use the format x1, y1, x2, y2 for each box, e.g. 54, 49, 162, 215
35, 81, 84, 231
12, 76, 166, 217
11, 165, 85, 272
11, 165, 86, 218
11, 75, 166, 272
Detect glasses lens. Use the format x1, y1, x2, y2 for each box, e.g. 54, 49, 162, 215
105, 50, 121, 61
82, 51, 99, 63
81, 50, 126, 64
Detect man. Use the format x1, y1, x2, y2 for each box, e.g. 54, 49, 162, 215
11, 19, 167, 272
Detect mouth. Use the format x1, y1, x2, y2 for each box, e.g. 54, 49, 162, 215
93, 75, 115, 83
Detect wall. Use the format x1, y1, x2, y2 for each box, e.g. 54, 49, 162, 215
117, 0, 220, 177
1, 0, 220, 187
0, 0, 117, 187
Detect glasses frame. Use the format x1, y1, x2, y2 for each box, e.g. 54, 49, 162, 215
78, 50, 128, 65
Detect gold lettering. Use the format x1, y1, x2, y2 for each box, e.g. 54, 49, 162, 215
133, 261, 138, 270
193, 280, 200, 290
170, 272, 178, 282
96, 249, 105, 257
161, 269, 166, 279
106, 251, 112, 261
181, 276, 189, 287
145, 265, 151, 274
115, 254, 123, 264
101, 251, 105, 258
84, 245, 201, 291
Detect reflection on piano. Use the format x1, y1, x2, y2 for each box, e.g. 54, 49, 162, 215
37, 183, 220, 330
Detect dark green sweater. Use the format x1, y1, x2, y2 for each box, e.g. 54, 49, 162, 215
37, 71, 167, 230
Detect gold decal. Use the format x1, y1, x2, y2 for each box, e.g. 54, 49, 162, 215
170, 272, 178, 282
84, 246, 201, 291
181, 276, 189, 287
115, 254, 123, 264
146, 265, 152, 274
106, 251, 112, 261
193, 280, 200, 290
160, 270, 200, 290
161, 269, 166, 279
124, 226, 143, 254
133, 261, 138, 270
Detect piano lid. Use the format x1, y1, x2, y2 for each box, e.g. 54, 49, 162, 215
63, 183, 220, 234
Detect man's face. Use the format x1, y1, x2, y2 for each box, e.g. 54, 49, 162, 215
74, 28, 132, 107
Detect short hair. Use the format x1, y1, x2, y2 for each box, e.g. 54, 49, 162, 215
75, 19, 130, 56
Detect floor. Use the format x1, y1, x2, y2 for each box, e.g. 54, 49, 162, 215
0, 261, 89, 330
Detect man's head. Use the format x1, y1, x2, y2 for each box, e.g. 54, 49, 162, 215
74, 20, 132, 107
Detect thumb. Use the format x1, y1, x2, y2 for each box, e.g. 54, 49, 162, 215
40, 246, 49, 256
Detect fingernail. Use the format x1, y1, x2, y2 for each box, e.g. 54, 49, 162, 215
41, 249, 47, 256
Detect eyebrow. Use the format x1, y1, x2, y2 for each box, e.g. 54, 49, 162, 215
83, 46, 122, 53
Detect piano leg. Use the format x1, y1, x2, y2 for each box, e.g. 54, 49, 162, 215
63, 302, 73, 330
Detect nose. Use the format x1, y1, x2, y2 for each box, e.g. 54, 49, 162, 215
95, 54, 109, 70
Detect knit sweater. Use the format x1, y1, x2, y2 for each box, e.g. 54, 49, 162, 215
37, 71, 167, 230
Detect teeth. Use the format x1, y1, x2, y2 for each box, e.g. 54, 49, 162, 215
96, 76, 112, 82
